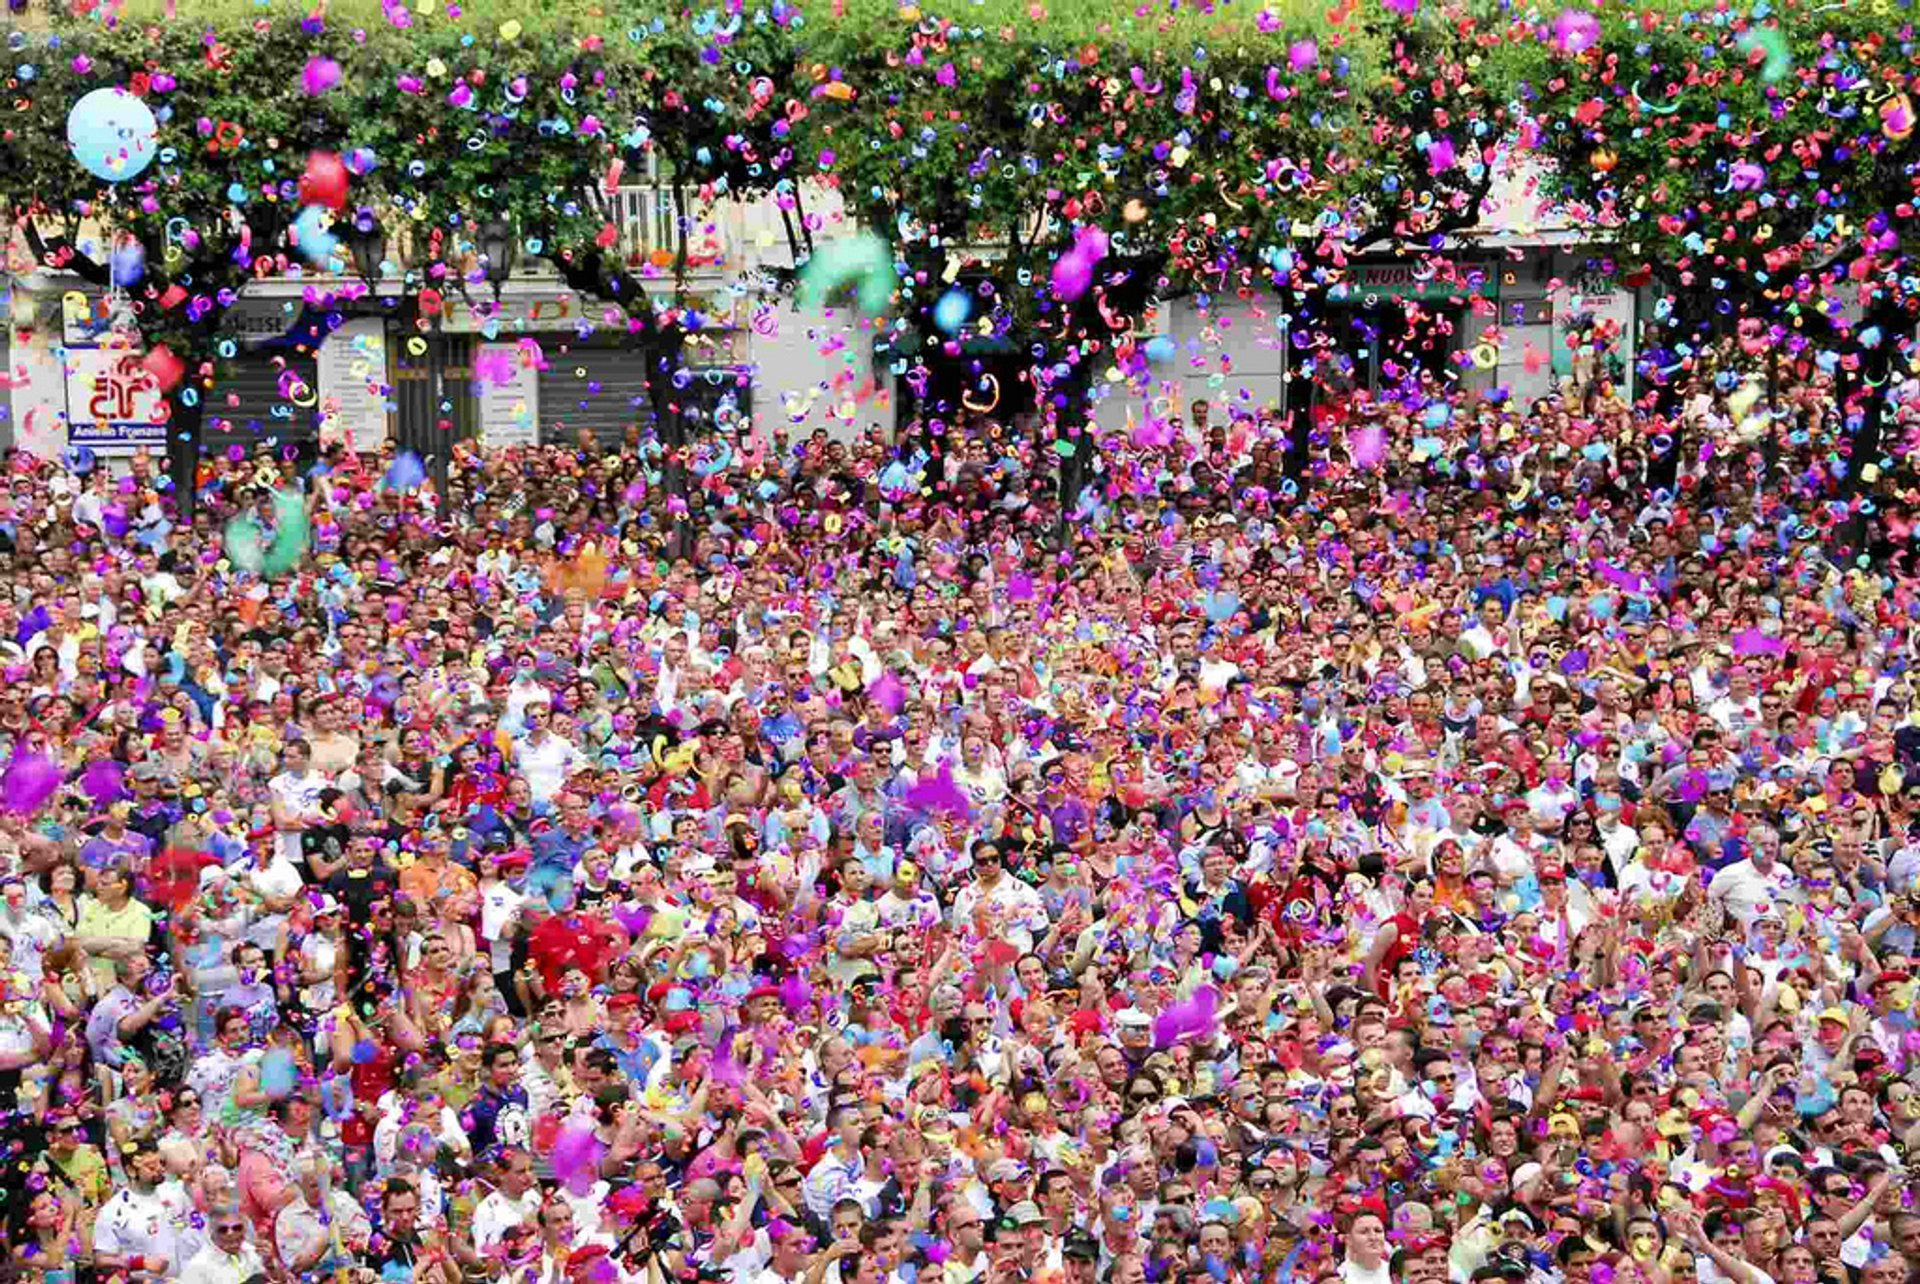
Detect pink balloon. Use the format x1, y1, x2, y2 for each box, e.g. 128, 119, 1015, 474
1551, 10, 1600, 55
301, 56, 343, 96
1051, 250, 1093, 301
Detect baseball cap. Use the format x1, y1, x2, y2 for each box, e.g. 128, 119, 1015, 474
1001, 1201, 1044, 1229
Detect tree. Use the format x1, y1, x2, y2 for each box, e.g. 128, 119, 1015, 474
799, 0, 1530, 511
0, 10, 368, 517
1499, 0, 1919, 546
798, 0, 1316, 521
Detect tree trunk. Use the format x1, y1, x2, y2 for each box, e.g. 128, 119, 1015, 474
1279, 287, 1313, 484
1052, 351, 1095, 542
166, 380, 206, 529
645, 321, 691, 560
1835, 300, 1908, 562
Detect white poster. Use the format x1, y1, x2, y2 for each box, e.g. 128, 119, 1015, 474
316, 317, 390, 452
64, 344, 166, 455
475, 341, 540, 448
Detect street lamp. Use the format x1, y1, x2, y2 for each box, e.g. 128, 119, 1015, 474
479, 219, 517, 297
343, 207, 387, 284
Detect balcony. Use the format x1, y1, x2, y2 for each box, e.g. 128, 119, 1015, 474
613, 186, 730, 271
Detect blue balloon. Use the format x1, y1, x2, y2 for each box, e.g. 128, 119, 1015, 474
109, 241, 145, 287
1204, 590, 1240, 622
291, 205, 339, 268
67, 87, 158, 183
933, 288, 970, 335
259, 1047, 299, 1099
1144, 335, 1177, 363
383, 450, 426, 493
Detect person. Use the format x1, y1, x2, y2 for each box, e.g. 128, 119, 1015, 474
0, 245, 1912, 1284
90, 1141, 192, 1278
179, 1204, 264, 1284
366, 1177, 458, 1284
274, 1156, 373, 1276
472, 1146, 542, 1255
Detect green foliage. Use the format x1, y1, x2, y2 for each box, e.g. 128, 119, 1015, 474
1503, 0, 1919, 375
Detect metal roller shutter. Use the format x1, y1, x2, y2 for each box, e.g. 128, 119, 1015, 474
392, 332, 476, 456
202, 349, 321, 462
537, 341, 651, 448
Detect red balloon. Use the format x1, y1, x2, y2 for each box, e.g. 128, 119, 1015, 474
142, 342, 185, 393
299, 151, 350, 212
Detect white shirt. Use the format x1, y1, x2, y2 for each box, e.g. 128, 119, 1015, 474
473, 1187, 543, 1254
1707, 860, 1795, 929
949, 875, 1050, 953
481, 882, 526, 974
93, 1184, 191, 1276
179, 1240, 263, 1284
516, 732, 584, 803
241, 854, 304, 950
275, 1190, 371, 1269
268, 769, 327, 866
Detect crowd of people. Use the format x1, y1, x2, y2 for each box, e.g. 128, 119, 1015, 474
0, 356, 1918, 1284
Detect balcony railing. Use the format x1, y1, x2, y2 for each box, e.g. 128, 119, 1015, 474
613, 186, 731, 269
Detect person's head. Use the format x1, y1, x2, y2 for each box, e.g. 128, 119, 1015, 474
682, 1176, 723, 1228
946, 1201, 987, 1254
1344, 1211, 1387, 1268
215, 1006, 249, 1051
207, 1203, 248, 1254
972, 840, 1003, 885
383, 1178, 421, 1235
97, 865, 132, 907
831, 1198, 866, 1243
128, 1142, 166, 1190
771, 1222, 815, 1272
495, 1145, 535, 1198
1862, 1255, 1909, 1284
485, 1042, 519, 1090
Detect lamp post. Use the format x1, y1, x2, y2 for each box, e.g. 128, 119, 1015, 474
480, 219, 517, 295
430, 219, 520, 493
343, 207, 386, 285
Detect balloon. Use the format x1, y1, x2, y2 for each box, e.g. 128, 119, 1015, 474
299, 151, 351, 212
80, 760, 126, 804
1204, 591, 1241, 622
2, 752, 62, 815
869, 672, 907, 714
933, 288, 971, 335
224, 488, 309, 577
259, 1047, 299, 1099
904, 761, 973, 819
1550, 10, 1600, 56
797, 232, 897, 315
551, 1124, 605, 1197
291, 205, 339, 268
383, 451, 427, 493
142, 343, 185, 393
301, 56, 343, 96
1051, 249, 1093, 301
1144, 336, 1177, 363
67, 87, 158, 183
109, 241, 146, 287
